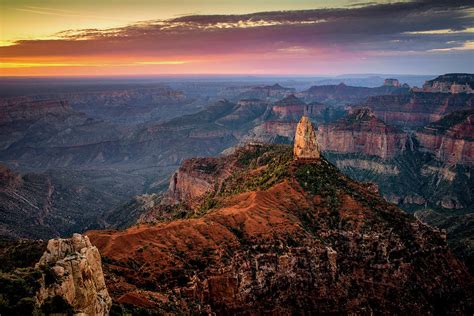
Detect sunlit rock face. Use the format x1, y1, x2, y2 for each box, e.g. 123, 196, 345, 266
317, 108, 408, 159
416, 110, 474, 165
293, 116, 320, 159
35, 233, 112, 315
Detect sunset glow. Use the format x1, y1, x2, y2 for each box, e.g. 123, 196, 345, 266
1, 0, 473, 76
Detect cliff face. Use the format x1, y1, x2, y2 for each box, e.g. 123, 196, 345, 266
416, 210, 474, 274
270, 95, 307, 121
88, 145, 473, 314
318, 108, 473, 211
0, 164, 56, 239
35, 234, 112, 315
167, 157, 231, 205
361, 92, 473, 127
318, 109, 408, 159
416, 110, 474, 165
244, 96, 342, 144
422, 73, 474, 94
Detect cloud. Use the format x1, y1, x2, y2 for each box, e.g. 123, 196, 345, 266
1, 0, 473, 74
404, 27, 474, 35
14, 5, 132, 22
429, 40, 474, 52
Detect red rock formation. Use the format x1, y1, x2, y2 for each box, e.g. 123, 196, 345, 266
271, 95, 307, 120
87, 145, 473, 314
261, 121, 296, 137
293, 116, 320, 159
35, 234, 112, 315
416, 110, 474, 165
317, 108, 408, 158
360, 92, 473, 127
167, 157, 231, 205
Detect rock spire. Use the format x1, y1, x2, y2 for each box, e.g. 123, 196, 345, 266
293, 116, 320, 159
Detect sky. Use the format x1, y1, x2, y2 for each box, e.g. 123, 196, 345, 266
0, 0, 473, 76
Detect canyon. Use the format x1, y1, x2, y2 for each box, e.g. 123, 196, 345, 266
1, 75, 473, 241
1, 74, 473, 314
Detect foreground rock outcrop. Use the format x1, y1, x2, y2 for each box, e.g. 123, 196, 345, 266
35, 233, 112, 315
0, 234, 111, 315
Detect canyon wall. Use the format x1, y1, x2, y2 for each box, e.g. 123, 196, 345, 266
361, 92, 473, 127
416, 110, 474, 165
318, 109, 408, 159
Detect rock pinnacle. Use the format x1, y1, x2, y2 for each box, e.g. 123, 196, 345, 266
293, 116, 320, 159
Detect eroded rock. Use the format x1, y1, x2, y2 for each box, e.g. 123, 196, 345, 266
35, 233, 112, 315
293, 116, 320, 159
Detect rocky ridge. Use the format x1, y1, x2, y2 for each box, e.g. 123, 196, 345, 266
297, 82, 409, 106
360, 91, 473, 127
422, 73, 474, 94
88, 133, 473, 314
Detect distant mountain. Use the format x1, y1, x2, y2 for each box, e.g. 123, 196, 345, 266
422, 73, 474, 93
359, 91, 474, 127
0, 85, 198, 125
327, 74, 432, 87
221, 83, 296, 102
297, 82, 409, 106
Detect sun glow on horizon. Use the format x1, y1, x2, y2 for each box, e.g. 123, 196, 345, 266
1, 0, 473, 76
